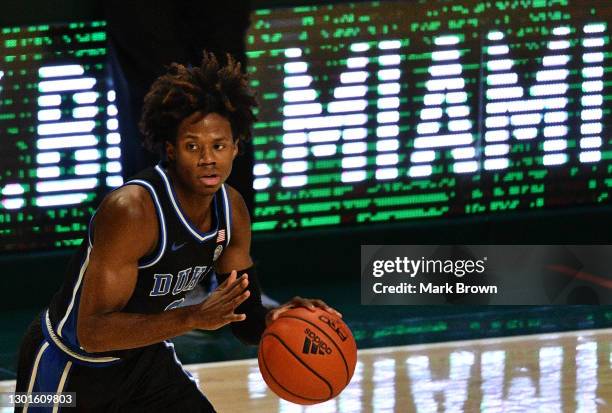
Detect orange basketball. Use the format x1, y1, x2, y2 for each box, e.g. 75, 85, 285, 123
257, 307, 357, 405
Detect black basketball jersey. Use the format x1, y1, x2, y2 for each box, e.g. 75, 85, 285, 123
46, 162, 232, 364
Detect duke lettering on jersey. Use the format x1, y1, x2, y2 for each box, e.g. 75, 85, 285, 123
150, 266, 211, 297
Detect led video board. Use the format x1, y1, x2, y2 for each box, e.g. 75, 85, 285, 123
0, 1, 610, 251
247, 0, 611, 231
0, 21, 123, 250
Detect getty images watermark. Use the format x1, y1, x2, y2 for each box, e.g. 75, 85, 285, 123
371, 256, 494, 295
361, 245, 612, 305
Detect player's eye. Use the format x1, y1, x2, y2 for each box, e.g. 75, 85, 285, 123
214, 144, 226, 150
186, 143, 198, 151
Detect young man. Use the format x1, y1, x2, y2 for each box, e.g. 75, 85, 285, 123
15, 52, 341, 412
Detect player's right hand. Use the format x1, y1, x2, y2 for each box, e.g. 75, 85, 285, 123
189, 270, 250, 330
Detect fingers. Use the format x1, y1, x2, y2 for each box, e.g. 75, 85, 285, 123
266, 304, 342, 326
295, 296, 314, 310
228, 287, 250, 308
225, 274, 249, 298
216, 271, 249, 296
217, 270, 237, 289
268, 308, 280, 321
221, 274, 251, 311
311, 299, 343, 318
291, 296, 318, 312
289, 296, 312, 311
225, 312, 246, 322
215, 291, 250, 325
287, 297, 344, 318
222, 290, 250, 325
196, 271, 254, 330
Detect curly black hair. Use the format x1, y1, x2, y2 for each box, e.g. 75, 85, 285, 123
139, 51, 257, 153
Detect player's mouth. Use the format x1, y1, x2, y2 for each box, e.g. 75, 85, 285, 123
198, 174, 221, 186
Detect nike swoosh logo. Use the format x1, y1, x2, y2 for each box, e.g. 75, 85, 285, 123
171, 242, 187, 252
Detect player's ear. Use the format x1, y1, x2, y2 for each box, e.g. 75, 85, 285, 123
231, 139, 239, 159
165, 140, 176, 161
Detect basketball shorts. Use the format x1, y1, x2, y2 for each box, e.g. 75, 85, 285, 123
14, 313, 216, 412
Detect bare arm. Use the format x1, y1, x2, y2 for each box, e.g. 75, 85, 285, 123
77, 185, 249, 353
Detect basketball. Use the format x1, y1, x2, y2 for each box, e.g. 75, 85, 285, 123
257, 307, 357, 405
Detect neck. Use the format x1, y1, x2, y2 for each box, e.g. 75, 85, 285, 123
165, 165, 214, 229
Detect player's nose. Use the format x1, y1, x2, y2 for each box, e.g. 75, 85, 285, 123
197, 147, 216, 165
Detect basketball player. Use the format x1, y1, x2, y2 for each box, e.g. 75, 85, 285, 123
14, 52, 341, 412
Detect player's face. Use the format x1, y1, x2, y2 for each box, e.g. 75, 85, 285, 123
166, 112, 238, 196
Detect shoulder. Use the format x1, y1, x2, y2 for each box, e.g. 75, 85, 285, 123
91, 184, 158, 255
97, 184, 157, 224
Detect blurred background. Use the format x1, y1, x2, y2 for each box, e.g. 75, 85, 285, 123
0, 0, 610, 381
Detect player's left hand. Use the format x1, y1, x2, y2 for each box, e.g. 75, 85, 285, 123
266, 296, 342, 326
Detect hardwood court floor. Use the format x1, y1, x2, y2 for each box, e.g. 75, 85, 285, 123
1, 328, 610, 412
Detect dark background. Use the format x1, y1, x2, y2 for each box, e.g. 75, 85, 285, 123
0, 0, 610, 380
0, 0, 609, 304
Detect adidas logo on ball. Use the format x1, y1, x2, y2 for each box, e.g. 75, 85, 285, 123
302, 328, 332, 355
259, 308, 357, 404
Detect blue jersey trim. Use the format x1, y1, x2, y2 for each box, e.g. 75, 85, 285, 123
43, 310, 122, 365
124, 180, 168, 269
221, 184, 232, 248
28, 340, 71, 407
25, 340, 49, 396
59, 287, 83, 349
154, 164, 219, 243
55, 245, 91, 348
87, 212, 96, 248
